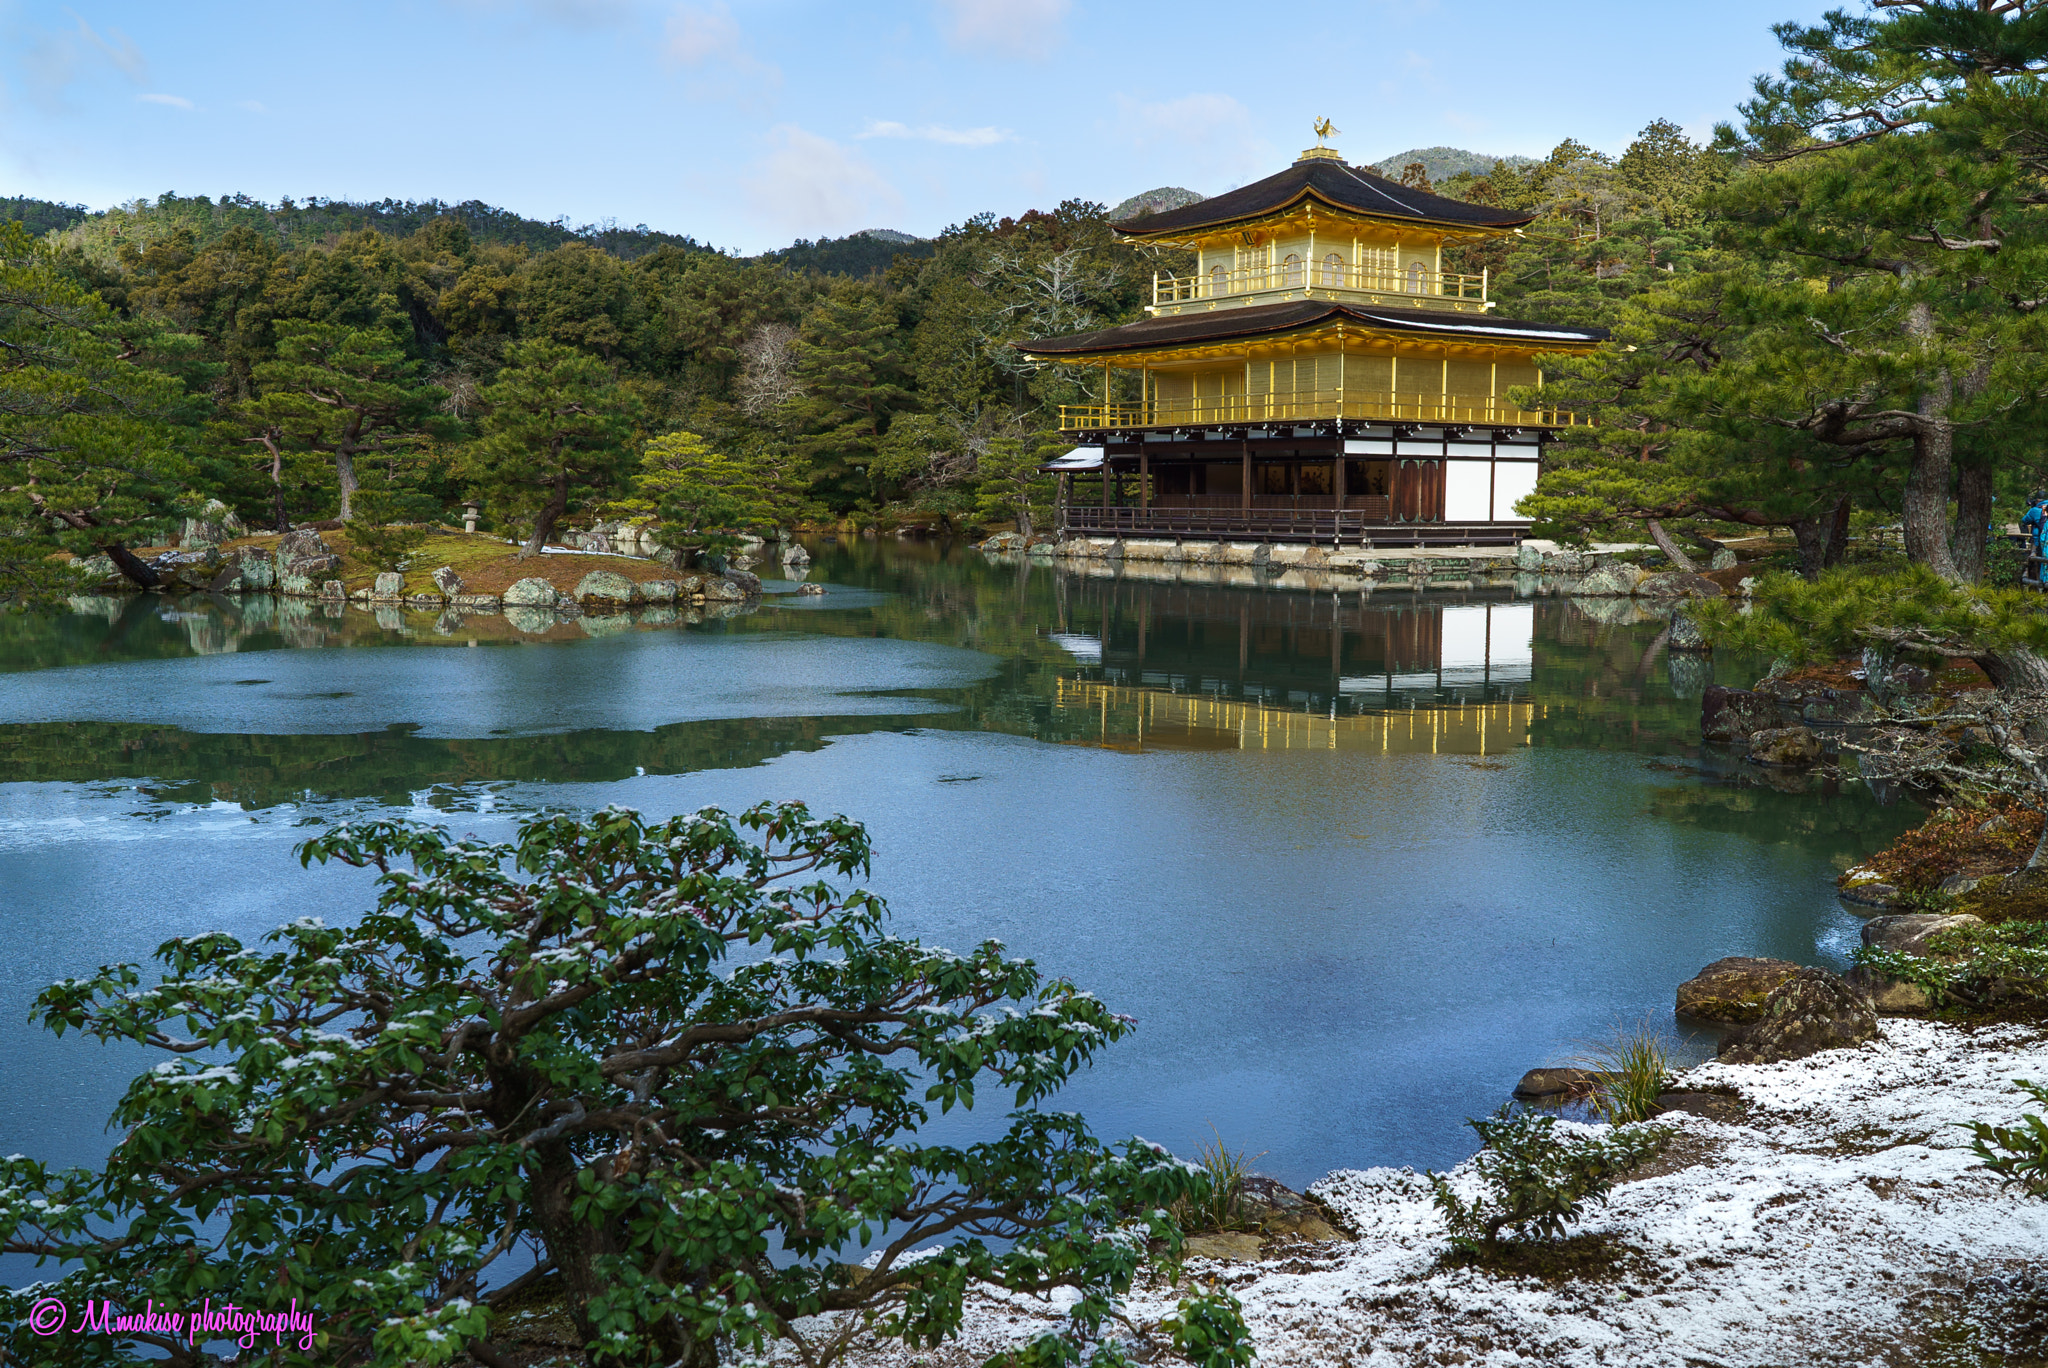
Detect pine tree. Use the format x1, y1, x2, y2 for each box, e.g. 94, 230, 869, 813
0, 222, 188, 597
464, 339, 637, 556
251, 323, 440, 521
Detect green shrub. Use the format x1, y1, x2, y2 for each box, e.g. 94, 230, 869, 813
1576, 1018, 1676, 1125
1430, 1107, 1670, 1256
1171, 1130, 1264, 1233
1965, 1079, 2048, 1197
0, 803, 1247, 1368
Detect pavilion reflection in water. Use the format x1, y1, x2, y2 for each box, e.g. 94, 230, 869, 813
1045, 580, 1539, 754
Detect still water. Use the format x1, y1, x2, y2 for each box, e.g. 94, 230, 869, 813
0, 540, 1913, 1210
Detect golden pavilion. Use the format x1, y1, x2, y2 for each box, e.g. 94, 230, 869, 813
1021, 133, 1604, 547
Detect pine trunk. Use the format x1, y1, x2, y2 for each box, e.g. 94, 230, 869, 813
102, 542, 161, 588
1644, 518, 1697, 573
1953, 462, 1994, 584
523, 475, 570, 559
335, 447, 359, 523
1901, 302, 1961, 582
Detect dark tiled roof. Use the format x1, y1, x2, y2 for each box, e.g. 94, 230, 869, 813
1019, 300, 1605, 357
1114, 159, 1533, 235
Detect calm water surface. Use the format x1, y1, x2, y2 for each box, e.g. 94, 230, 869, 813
0, 540, 1914, 1222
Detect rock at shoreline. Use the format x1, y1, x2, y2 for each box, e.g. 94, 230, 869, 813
797, 583, 826, 596
502, 577, 558, 607
1676, 957, 1801, 1023
372, 571, 403, 600
1702, 685, 1777, 743
1512, 1067, 1609, 1100
1238, 1175, 1350, 1243
781, 543, 811, 568
1183, 1232, 1264, 1263
1577, 562, 1647, 597
1638, 571, 1724, 599
1747, 725, 1822, 767
724, 567, 763, 598
1717, 967, 1877, 1064
702, 577, 743, 602
1860, 912, 1984, 959
574, 569, 638, 606
1837, 868, 1902, 914
641, 579, 678, 604
1668, 606, 1710, 652
432, 565, 464, 597
1843, 965, 1931, 1014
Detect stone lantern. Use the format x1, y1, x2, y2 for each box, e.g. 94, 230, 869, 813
461, 500, 482, 535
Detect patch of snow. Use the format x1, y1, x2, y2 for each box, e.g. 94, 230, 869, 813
793, 1020, 2048, 1367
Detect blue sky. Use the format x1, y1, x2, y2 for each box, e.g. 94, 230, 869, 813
2, 0, 1827, 253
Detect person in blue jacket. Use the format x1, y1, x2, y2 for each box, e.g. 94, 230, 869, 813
2024, 491, 2048, 583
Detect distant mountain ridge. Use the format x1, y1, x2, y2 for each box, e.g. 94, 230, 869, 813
1110, 187, 1205, 222
1368, 147, 1536, 184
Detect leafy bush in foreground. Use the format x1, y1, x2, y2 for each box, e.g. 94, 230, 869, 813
1431, 1108, 1670, 1256
1967, 1080, 2048, 1199
0, 803, 1246, 1368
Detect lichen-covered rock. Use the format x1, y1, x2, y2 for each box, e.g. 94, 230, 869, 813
1702, 686, 1778, 744
1676, 957, 1802, 1023
451, 593, 500, 610
372, 572, 404, 599
1512, 1067, 1608, 1100
1843, 965, 1932, 1014
1578, 562, 1647, 596
1717, 967, 1878, 1064
701, 577, 743, 602
1860, 912, 1985, 959
234, 547, 275, 591
1668, 606, 1710, 652
431, 565, 464, 597
574, 569, 638, 604
1638, 571, 1724, 599
1238, 1175, 1350, 1242
502, 577, 558, 607
1747, 725, 1822, 767
725, 568, 763, 597
640, 579, 677, 604
797, 583, 826, 596
320, 580, 345, 600
180, 499, 243, 549
1710, 547, 1738, 571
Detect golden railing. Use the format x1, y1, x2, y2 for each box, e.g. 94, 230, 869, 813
1056, 388, 1581, 431
1153, 263, 1488, 307
1054, 680, 1540, 755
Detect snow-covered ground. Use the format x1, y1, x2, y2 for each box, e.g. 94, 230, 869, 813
817, 1020, 2048, 1368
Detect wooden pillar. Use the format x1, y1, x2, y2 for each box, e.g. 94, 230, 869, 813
1139, 450, 1149, 513
1241, 441, 1252, 513
1101, 459, 1111, 509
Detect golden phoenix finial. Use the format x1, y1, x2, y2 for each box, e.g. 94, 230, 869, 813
1314, 117, 1339, 146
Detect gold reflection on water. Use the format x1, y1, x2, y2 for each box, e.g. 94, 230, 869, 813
1055, 680, 1541, 755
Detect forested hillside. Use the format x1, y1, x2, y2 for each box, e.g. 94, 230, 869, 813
7, 54, 2042, 599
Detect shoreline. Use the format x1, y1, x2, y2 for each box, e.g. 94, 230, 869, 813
794, 1018, 2048, 1368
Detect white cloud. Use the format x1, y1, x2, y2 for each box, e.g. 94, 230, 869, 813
18, 13, 147, 110
743, 125, 902, 237
237, 99, 268, 114
859, 119, 1013, 147
137, 92, 194, 110
934, 0, 1069, 59
72, 15, 147, 80
663, 1, 781, 106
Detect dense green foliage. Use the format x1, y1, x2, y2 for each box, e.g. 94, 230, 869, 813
0, 802, 1249, 1368
9, 3, 2048, 598
1430, 1108, 1670, 1255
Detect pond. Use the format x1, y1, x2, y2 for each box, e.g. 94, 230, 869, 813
0, 538, 1916, 1235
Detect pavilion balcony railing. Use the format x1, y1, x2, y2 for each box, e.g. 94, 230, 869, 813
1152, 262, 1488, 309
1056, 388, 1581, 432
1059, 505, 1524, 546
